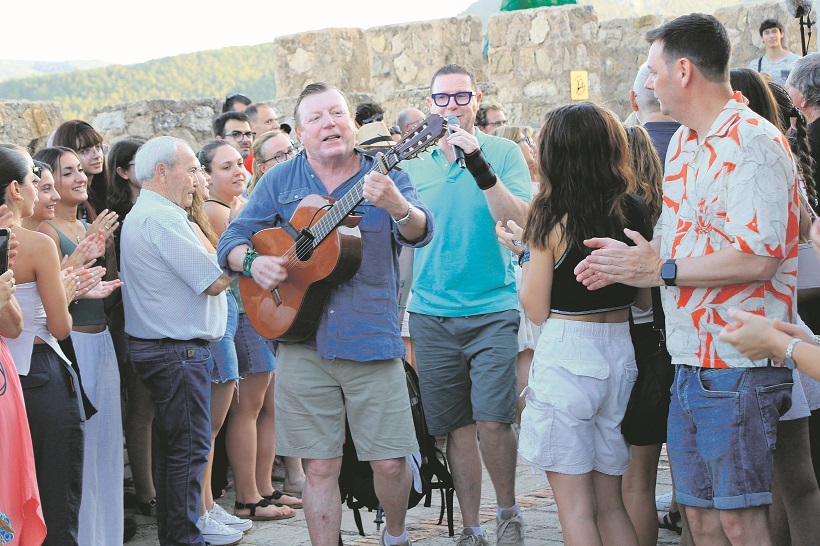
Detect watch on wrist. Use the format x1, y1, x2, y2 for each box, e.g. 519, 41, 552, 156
394, 203, 414, 225
785, 337, 803, 367
661, 258, 677, 287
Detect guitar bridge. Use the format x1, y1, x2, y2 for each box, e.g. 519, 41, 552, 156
270, 287, 283, 307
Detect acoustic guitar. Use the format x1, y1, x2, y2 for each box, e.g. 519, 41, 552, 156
239, 113, 447, 342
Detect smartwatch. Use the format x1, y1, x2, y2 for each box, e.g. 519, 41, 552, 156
661, 258, 677, 287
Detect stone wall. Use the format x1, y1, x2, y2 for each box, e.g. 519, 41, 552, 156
90, 98, 222, 149
8, 1, 816, 151
274, 29, 370, 98
0, 100, 63, 152
366, 16, 487, 99
488, 4, 601, 128
599, 14, 668, 120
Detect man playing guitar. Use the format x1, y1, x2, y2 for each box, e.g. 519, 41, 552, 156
217, 82, 433, 546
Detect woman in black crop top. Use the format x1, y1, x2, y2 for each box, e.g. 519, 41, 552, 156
498, 103, 645, 546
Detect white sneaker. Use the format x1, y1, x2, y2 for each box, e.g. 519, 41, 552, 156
655, 491, 673, 512
496, 512, 525, 545
456, 529, 490, 546
209, 502, 252, 532
196, 512, 244, 546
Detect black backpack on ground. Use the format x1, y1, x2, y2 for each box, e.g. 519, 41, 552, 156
337, 361, 455, 541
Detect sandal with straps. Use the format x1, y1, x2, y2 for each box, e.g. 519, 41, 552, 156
263, 489, 303, 509
658, 510, 683, 535
234, 498, 295, 520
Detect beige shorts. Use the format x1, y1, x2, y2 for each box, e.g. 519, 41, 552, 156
274, 343, 418, 461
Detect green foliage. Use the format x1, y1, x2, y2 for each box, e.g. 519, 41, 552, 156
0, 44, 277, 119
500, 0, 576, 9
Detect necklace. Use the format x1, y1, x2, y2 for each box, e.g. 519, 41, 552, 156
52, 216, 84, 243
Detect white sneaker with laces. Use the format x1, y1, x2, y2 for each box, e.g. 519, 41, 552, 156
209, 502, 252, 532
655, 491, 673, 512
196, 512, 244, 546
456, 528, 490, 546
496, 512, 525, 545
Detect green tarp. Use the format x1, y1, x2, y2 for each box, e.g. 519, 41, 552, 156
500, 0, 576, 10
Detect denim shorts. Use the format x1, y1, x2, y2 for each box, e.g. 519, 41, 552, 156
519, 319, 637, 476
235, 312, 276, 376
668, 365, 793, 509
209, 293, 240, 383
409, 310, 519, 435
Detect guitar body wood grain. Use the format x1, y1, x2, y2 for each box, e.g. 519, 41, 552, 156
239, 194, 363, 342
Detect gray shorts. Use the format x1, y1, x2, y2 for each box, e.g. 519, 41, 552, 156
409, 310, 519, 435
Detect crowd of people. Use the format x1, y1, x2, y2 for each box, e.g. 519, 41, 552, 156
2, 11, 820, 546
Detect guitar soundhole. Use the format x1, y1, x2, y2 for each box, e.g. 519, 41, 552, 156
295, 246, 314, 262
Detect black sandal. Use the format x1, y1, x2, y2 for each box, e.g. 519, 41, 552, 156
234, 498, 295, 520
263, 489, 303, 509
658, 510, 683, 535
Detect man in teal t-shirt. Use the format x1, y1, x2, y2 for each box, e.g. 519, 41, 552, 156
405, 63, 531, 546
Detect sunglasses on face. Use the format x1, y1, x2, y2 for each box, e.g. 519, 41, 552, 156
362, 113, 384, 124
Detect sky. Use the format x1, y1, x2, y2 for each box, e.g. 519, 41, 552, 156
1, 0, 480, 65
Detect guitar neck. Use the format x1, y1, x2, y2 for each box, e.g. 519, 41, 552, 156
308, 155, 396, 244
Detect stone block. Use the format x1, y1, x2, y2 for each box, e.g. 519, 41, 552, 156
488, 4, 601, 128
273, 28, 370, 97
365, 16, 487, 98
0, 100, 63, 152
89, 98, 221, 151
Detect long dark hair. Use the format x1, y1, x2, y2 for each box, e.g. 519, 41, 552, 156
106, 137, 147, 220
52, 119, 109, 218
730, 69, 781, 128
0, 147, 30, 206
524, 102, 633, 251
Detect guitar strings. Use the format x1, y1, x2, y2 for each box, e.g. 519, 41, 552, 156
269, 124, 438, 272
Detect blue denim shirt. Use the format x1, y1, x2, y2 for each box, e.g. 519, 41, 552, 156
217, 150, 433, 362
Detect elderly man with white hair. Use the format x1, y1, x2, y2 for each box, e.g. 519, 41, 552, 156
628, 63, 681, 162
121, 136, 233, 546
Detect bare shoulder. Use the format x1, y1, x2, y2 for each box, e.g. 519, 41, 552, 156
37, 220, 61, 245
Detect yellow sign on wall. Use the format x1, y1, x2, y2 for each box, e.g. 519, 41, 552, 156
570, 70, 589, 100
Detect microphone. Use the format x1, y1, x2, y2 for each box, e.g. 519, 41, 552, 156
447, 115, 466, 169
786, 0, 813, 18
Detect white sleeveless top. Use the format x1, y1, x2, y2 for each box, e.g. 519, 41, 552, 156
1, 282, 70, 376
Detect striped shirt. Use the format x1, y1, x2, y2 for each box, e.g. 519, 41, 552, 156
121, 190, 227, 341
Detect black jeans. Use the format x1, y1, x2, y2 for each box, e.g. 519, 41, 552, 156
20, 344, 84, 546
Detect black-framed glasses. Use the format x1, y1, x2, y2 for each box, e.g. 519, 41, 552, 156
224, 131, 256, 142
261, 147, 296, 165
362, 113, 384, 124
516, 136, 533, 147
78, 143, 109, 158
32, 165, 42, 178
431, 92, 475, 107
486, 119, 509, 128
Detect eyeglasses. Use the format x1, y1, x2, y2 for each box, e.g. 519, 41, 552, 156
362, 113, 384, 124
431, 92, 475, 107
32, 165, 42, 178
261, 147, 296, 165
516, 136, 533, 147
223, 131, 256, 142
485, 119, 509, 128
78, 143, 109, 158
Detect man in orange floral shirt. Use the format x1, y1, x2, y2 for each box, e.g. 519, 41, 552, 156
576, 14, 799, 545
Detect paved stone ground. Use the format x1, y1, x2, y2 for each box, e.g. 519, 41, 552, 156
126, 447, 681, 545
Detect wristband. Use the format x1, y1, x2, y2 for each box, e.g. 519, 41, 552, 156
243, 248, 259, 277
518, 246, 530, 266
464, 148, 497, 191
